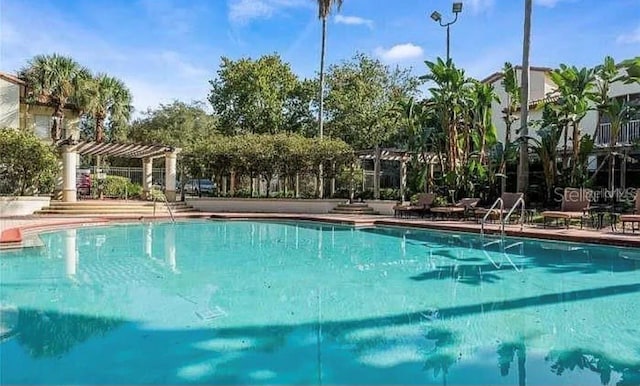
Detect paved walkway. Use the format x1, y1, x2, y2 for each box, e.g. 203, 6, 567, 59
2, 212, 640, 249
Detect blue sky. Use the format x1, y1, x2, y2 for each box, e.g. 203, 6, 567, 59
1, 0, 639, 114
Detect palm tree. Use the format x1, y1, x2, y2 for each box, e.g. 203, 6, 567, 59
517, 0, 532, 193
315, 0, 343, 198
20, 54, 90, 141
82, 74, 132, 142
500, 62, 519, 194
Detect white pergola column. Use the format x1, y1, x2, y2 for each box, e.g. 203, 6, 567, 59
164, 151, 177, 201
400, 160, 407, 202
142, 157, 153, 200
373, 147, 381, 200
62, 145, 77, 202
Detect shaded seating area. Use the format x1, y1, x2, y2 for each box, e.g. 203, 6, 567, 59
393, 193, 435, 218
620, 190, 640, 233
473, 192, 524, 222
542, 188, 592, 229
430, 198, 480, 220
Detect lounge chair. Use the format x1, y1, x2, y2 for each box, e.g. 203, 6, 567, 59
393, 193, 435, 218
620, 190, 640, 233
430, 198, 480, 220
541, 188, 592, 229
474, 192, 525, 222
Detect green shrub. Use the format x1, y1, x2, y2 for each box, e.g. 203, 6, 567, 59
100, 176, 141, 199
379, 188, 400, 201
0, 128, 58, 196
432, 196, 448, 207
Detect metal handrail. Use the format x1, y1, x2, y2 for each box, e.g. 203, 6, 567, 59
481, 198, 503, 236
152, 190, 175, 223
163, 194, 176, 223
503, 197, 526, 235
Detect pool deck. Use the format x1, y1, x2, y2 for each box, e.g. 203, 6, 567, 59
2, 212, 640, 249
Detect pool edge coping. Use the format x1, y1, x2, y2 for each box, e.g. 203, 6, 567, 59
1, 213, 639, 250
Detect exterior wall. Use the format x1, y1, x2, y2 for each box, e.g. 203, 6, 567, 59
0, 78, 20, 129
582, 69, 640, 139
489, 69, 554, 145
0, 197, 51, 216
365, 200, 397, 215
186, 198, 345, 214
23, 104, 81, 142
488, 67, 640, 145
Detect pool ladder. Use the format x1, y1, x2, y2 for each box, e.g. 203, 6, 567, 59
481, 197, 526, 238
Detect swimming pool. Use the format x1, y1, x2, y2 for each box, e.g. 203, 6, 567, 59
1, 220, 639, 384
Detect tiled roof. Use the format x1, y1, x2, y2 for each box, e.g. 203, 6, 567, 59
0, 71, 26, 85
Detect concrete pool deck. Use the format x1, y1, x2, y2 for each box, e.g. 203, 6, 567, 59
1, 212, 640, 249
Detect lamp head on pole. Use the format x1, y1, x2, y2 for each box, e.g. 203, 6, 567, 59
430, 11, 442, 22
452, 2, 463, 13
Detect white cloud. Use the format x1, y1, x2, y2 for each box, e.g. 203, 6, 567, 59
139, 0, 194, 35
334, 15, 373, 28
228, 0, 308, 25
617, 26, 640, 45
375, 43, 424, 62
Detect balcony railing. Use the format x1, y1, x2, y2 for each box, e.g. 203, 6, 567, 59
596, 120, 640, 146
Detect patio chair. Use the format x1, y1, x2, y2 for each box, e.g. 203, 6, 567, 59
393, 193, 436, 218
620, 190, 640, 233
541, 188, 592, 229
430, 198, 480, 220
473, 192, 524, 222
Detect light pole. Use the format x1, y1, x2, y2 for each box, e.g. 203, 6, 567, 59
430, 2, 463, 61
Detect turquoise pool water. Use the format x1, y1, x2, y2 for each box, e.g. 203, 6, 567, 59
0, 220, 639, 384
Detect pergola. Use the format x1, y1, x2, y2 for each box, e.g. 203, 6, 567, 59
357, 148, 439, 201
57, 139, 180, 202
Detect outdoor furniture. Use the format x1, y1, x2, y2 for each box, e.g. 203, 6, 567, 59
430, 198, 480, 220
620, 190, 640, 233
541, 188, 592, 229
473, 192, 525, 223
393, 193, 436, 218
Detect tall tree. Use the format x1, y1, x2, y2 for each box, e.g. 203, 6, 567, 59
127, 101, 217, 152
315, 0, 343, 139
20, 54, 90, 141
326, 53, 420, 150
517, 0, 532, 194
208, 55, 299, 135
82, 74, 132, 142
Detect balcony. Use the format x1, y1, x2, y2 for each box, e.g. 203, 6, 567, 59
595, 120, 640, 146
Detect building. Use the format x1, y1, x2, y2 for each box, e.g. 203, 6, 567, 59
483, 63, 640, 188
0, 71, 81, 141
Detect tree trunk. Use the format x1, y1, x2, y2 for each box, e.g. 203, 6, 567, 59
562, 121, 569, 178
517, 0, 532, 194
571, 121, 581, 185
501, 120, 512, 194
51, 106, 64, 141
317, 17, 327, 199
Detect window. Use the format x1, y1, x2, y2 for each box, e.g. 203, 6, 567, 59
34, 115, 50, 140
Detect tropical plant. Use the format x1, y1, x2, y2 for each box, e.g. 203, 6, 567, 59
500, 62, 519, 193
421, 58, 471, 176
81, 74, 132, 142
20, 54, 90, 140
529, 105, 563, 202
549, 64, 595, 185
